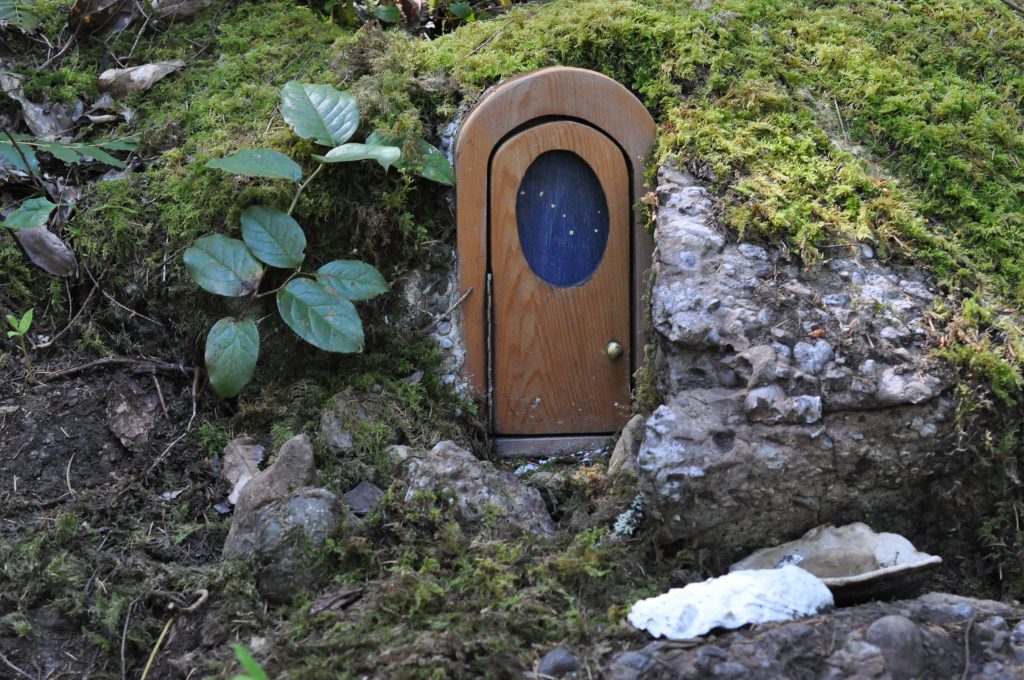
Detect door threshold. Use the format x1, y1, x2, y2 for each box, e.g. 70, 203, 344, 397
493, 435, 613, 458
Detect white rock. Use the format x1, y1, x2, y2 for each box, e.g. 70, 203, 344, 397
627, 565, 834, 640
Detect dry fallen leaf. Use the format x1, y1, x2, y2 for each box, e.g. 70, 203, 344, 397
150, 0, 212, 20
15, 226, 78, 277
98, 60, 185, 98
0, 72, 81, 140
222, 436, 265, 505
68, 0, 135, 36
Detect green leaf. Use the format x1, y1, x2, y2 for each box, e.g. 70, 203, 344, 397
240, 205, 306, 268
0, 138, 39, 174
5, 314, 18, 331
184, 235, 264, 297
317, 260, 387, 301
0, 2, 39, 31
450, 2, 474, 20
374, 3, 400, 22
17, 308, 32, 334
205, 319, 259, 398
79, 144, 125, 168
367, 133, 454, 186
277, 278, 363, 353
231, 644, 270, 680
40, 143, 82, 164
313, 143, 401, 169
280, 81, 359, 147
3, 197, 56, 230
99, 139, 139, 152
206, 149, 302, 182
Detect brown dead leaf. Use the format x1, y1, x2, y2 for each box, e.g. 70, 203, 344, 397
150, 0, 212, 20
0, 72, 82, 141
106, 376, 160, 450
68, 0, 135, 36
15, 226, 78, 277
222, 436, 265, 505
97, 60, 185, 98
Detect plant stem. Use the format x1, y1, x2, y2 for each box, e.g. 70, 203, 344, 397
254, 270, 301, 298
139, 616, 174, 680
17, 335, 34, 383
288, 163, 324, 216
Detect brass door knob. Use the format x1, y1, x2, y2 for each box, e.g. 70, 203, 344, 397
606, 341, 624, 361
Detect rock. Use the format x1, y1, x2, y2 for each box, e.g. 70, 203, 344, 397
608, 592, 1024, 680
793, 340, 834, 376
319, 388, 397, 455
866, 615, 925, 680
403, 440, 554, 535
386, 444, 414, 465
627, 565, 833, 640
251, 488, 350, 604
538, 647, 580, 677
731, 522, 942, 605
640, 166, 959, 557
608, 414, 646, 478
343, 480, 384, 516
105, 376, 159, 451
223, 435, 317, 559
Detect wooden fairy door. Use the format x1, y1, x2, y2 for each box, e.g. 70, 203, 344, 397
490, 121, 632, 435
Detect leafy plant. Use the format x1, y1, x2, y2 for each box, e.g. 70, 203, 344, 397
189, 81, 453, 398
5, 308, 34, 382
2, 197, 56, 230
0, 0, 38, 31
231, 644, 270, 680
0, 134, 138, 174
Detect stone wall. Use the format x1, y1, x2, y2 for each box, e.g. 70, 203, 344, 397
639, 166, 961, 560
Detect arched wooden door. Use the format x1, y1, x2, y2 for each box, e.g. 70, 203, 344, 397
490, 121, 631, 435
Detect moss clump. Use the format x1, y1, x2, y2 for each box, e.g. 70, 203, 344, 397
251, 490, 671, 679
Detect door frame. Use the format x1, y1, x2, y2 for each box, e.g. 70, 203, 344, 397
454, 67, 656, 449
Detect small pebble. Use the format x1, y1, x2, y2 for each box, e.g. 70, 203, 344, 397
538, 647, 579, 677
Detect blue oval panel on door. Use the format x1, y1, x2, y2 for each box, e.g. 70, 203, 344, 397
516, 150, 610, 287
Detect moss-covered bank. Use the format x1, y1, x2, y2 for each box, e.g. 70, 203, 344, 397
5, 0, 1024, 676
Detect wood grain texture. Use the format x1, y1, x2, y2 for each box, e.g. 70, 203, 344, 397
455, 67, 657, 400
492, 122, 631, 434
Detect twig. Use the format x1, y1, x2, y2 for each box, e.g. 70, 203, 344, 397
169, 589, 208, 614
187, 367, 199, 431
961, 617, 974, 680
0, 651, 33, 680
1002, 0, 1024, 14
468, 19, 512, 56
38, 356, 188, 381
834, 98, 848, 141
1, 127, 46, 192
38, 40, 74, 71
101, 290, 165, 327
422, 287, 472, 331
152, 374, 170, 419
32, 277, 101, 350
120, 599, 136, 680
65, 452, 76, 497
288, 163, 325, 215
140, 616, 174, 680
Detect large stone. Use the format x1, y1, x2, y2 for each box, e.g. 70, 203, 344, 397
250, 488, 350, 604
608, 592, 1024, 680
865, 615, 925, 680
608, 413, 646, 478
223, 434, 317, 559
640, 166, 959, 557
403, 440, 555, 535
